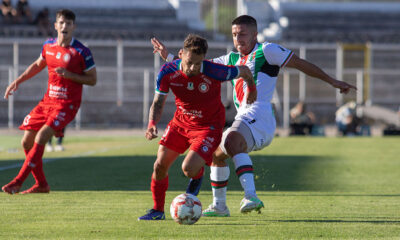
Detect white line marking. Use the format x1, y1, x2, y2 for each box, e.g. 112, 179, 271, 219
0, 147, 123, 172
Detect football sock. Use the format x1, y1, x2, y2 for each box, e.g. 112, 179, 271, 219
151, 175, 169, 212
30, 143, 48, 187
233, 153, 257, 198
210, 166, 230, 209
15, 143, 44, 184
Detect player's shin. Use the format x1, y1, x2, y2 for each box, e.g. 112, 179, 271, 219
210, 166, 230, 209
233, 153, 256, 198
186, 167, 204, 196
151, 175, 169, 212
15, 143, 45, 184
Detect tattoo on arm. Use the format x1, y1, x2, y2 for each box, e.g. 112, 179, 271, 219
149, 94, 167, 122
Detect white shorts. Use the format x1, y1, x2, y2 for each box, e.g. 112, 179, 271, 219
220, 102, 276, 154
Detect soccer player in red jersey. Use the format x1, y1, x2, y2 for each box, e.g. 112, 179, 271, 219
138, 34, 257, 220
2, 9, 97, 194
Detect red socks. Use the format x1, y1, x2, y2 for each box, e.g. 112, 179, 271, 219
15, 143, 46, 186
151, 176, 169, 212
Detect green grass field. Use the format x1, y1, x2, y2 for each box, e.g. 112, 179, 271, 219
0, 134, 399, 239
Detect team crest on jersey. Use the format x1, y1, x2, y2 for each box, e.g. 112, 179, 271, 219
63, 53, 70, 63
187, 82, 194, 90
201, 145, 209, 153
198, 83, 209, 93
56, 52, 61, 59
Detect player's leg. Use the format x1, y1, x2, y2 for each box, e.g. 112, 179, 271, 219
138, 145, 180, 221
2, 130, 36, 194
224, 121, 264, 213
20, 125, 54, 194
202, 147, 231, 217
139, 123, 188, 221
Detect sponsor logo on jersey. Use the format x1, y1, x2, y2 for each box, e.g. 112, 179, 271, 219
49, 84, 68, 99
179, 106, 203, 118
200, 75, 212, 84
46, 51, 55, 56
63, 53, 70, 63
56, 52, 61, 59
198, 83, 209, 93
187, 82, 194, 90
170, 82, 183, 87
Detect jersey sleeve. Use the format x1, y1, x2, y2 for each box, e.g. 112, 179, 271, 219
155, 62, 177, 95
81, 47, 96, 72
202, 60, 239, 82
211, 53, 230, 65
262, 42, 293, 67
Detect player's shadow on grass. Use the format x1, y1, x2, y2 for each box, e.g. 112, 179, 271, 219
0, 154, 350, 192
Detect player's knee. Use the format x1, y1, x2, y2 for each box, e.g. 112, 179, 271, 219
224, 131, 247, 156
153, 161, 168, 177
181, 164, 196, 178
21, 138, 33, 150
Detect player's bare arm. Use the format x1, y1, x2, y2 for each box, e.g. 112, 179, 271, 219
237, 65, 257, 104
151, 37, 178, 62
286, 54, 357, 94
55, 67, 97, 86
146, 93, 167, 140
4, 56, 46, 100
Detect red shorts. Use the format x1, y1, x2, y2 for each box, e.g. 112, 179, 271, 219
159, 122, 222, 166
19, 100, 79, 137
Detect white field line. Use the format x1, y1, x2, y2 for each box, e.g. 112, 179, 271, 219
0, 145, 131, 172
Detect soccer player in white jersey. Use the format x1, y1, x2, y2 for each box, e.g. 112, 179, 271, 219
151, 15, 357, 217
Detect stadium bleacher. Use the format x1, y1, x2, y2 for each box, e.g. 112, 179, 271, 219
279, 3, 400, 43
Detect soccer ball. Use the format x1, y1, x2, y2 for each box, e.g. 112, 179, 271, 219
170, 193, 202, 225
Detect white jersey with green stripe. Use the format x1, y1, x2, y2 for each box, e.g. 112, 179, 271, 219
212, 42, 293, 150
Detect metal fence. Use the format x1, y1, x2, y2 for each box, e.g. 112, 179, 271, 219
1, 39, 400, 129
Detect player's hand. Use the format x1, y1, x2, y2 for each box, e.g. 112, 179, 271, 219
145, 126, 158, 140
4, 81, 18, 100
151, 37, 169, 61
331, 79, 357, 94
246, 87, 257, 104
55, 67, 71, 78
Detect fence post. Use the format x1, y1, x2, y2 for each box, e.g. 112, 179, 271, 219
117, 40, 124, 106
356, 70, 363, 105
299, 45, 306, 101
143, 69, 150, 129
283, 71, 290, 130
8, 67, 14, 129
336, 43, 344, 106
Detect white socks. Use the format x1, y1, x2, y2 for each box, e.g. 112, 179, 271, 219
210, 166, 230, 209
232, 153, 257, 198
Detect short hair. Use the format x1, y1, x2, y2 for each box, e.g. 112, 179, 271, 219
232, 15, 257, 29
183, 34, 208, 55
56, 9, 76, 23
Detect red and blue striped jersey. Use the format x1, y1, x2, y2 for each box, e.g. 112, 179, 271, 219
41, 38, 95, 104
156, 59, 239, 130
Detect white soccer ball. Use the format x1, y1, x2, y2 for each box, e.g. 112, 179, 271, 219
170, 193, 202, 225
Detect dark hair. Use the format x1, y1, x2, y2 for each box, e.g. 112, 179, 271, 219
183, 34, 208, 55
56, 9, 76, 23
232, 15, 257, 29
